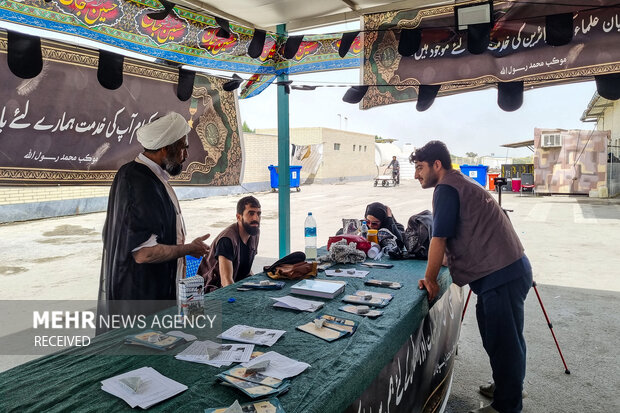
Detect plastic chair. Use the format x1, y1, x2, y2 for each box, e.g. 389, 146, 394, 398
185, 255, 203, 278
520, 173, 535, 196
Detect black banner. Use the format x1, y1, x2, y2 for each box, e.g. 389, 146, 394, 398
347, 284, 464, 413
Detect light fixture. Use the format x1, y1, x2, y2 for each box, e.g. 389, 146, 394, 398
339, 31, 360, 58
342, 86, 369, 104
147, 0, 175, 20
454, 1, 493, 31
276, 80, 293, 94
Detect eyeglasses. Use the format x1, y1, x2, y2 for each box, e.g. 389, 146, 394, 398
367, 220, 381, 228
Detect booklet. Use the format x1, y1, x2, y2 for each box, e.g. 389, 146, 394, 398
342, 294, 390, 308
271, 295, 324, 312
355, 290, 394, 301
204, 397, 286, 413
297, 314, 359, 342
175, 340, 254, 367
290, 279, 346, 299
241, 351, 310, 380
216, 374, 290, 399
364, 279, 402, 289
340, 305, 383, 318
219, 325, 286, 347
124, 330, 186, 351
221, 366, 284, 388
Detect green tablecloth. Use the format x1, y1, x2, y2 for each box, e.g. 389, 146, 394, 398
0, 259, 451, 413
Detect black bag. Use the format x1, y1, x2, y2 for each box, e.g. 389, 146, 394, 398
403, 210, 433, 259
263, 251, 306, 273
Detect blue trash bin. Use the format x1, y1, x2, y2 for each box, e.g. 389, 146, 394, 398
460, 164, 489, 187
267, 165, 302, 192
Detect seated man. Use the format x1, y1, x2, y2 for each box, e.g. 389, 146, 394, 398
365, 202, 405, 244
199, 196, 261, 292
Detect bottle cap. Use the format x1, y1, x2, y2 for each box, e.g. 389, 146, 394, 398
308, 212, 312, 215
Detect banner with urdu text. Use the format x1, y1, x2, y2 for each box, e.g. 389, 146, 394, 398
0, 33, 242, 185
362, 1, 620, 109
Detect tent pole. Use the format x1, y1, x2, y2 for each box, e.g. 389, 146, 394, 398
277, 23, 291, 258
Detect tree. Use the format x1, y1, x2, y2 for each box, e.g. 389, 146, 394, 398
465, 152, 478, 158
242, 121, 255, 133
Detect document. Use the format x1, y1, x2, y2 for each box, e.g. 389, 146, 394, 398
271, 295, 324, 312
175, 340, 254, 367
101, 367, 187, 409
219, 325, 286, 347
242, 351, 310, 380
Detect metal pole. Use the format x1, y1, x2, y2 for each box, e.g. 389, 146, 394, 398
276, 23, 290, 258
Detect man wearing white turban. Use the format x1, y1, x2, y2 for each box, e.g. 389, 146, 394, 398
97, 112, 210, 331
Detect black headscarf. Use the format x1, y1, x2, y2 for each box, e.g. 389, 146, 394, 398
365, 202, 389, 224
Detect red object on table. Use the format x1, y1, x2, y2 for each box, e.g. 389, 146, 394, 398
327, 235, 372, 253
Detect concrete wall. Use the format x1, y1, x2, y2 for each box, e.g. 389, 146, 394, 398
255, 127, 376, 183
596, 99, 620, 197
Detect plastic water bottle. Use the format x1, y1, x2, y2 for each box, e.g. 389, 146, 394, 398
304, 212, 317, 260
360, 220, 369, 239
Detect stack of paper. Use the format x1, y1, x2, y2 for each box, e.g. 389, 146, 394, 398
101, 367, 187, 409
241, 351, 310, 380
219, 325, 286, 347
124, 330, 187, 351
271, 295, 324, 312
175, 340, 254, 367
216, 366, 290, 399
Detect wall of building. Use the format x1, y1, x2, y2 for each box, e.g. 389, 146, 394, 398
533, 128, 609, 195
240, 133, 278, 185
597, 99, 620, 196
255, 127, 376, 183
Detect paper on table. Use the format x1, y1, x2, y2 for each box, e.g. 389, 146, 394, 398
219, 325, 286, 347
271, 296, 324, 312
101, 367, 187, 409
175, 340, 254, 367
241, 351, 310, 380
325, 269, 369, 278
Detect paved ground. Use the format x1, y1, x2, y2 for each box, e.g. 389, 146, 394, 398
1, 179, 619, 412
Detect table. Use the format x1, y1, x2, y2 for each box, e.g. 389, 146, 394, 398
0, 258, 462, 413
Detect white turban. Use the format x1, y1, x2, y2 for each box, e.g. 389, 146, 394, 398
136, 112, 191, 150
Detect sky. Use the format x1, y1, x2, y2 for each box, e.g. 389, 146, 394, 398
238, 70, 598, 159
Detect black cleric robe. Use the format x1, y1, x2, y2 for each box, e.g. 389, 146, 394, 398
97, 161, 178, 331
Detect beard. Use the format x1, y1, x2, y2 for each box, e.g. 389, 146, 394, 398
242, 220, 260, 236
164, 161, 183, 176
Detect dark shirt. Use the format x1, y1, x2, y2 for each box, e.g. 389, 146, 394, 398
215, 237, 251, 281
432, 184, 459, 238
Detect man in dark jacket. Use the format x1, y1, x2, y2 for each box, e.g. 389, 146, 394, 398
199, 196, 261, 292
413, 141, 532, 413
97, 112, 210, 330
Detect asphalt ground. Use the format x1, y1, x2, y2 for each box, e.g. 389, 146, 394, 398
1, 179, 619, 412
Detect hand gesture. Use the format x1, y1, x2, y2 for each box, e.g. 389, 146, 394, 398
187, 234, 210, 257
